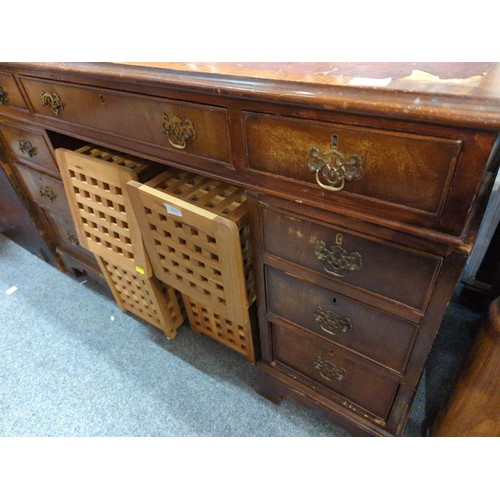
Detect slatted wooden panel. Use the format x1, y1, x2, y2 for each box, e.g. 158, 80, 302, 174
136, 169, 256, 301
145, 170, 249, 222
55, 146, 154, 276
96, 256, 185, 339
127, 173, 256, 324
182, 295, 255, 362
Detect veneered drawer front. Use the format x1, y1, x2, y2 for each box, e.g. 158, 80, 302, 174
262, 206, 441, 311
56, 247, 106, 287
244, 112, 462, 215
15, 163, 71, 215
0, 72, 28, 111
1, 123, 58, 172
271, 324, 399, 420
42, 208, 92, 256
20, 77, 231, 165
266, 267, 418, 373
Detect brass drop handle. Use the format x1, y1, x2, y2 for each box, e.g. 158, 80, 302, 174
0, 86, 7, 105
39, 186, 57, 202
313, 355, 347, 382
18, 139, 37, 158
314, 237, 363, 278
313, 305, 353, 336
67, 232, 80, 246
41, 90, 64, 116
161, 112, 196, 150
308, 134, 363, 192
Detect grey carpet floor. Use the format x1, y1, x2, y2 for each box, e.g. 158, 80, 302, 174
0, 234, 480, 437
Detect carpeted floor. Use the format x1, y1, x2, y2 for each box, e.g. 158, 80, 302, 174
0, 234, 480, 437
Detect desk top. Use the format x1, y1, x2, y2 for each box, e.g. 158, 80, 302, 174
120, 62, 500, 98
6, 62, 499, 129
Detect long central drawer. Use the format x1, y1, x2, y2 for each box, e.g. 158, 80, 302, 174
19, 76, 232, 165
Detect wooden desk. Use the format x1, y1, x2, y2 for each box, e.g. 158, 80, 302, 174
1, 62, 499, 436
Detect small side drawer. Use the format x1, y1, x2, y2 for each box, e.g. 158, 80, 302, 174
244, 112, 461, 216
42, 208, 93, 256
15, 163, 71, 215
0, 123, 58, 172
0, 72, 29, 111
20, 76, 231, 165
261, 205, 441, 311
266, 267, 418, 373
56, 246, 106, 287
271, 323, 400, 420
241, 111, 498, 238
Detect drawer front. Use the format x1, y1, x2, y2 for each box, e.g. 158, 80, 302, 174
56, 247, 105, 286
266, 267, 418, 373
20, 77, 231, 165
15, 163, 71, 215
42, 208, 92, 256
244, 112, 462, 215
1, 123, 58, 172
262, 206, 441, 311
0, 72, 28, 110
271, 324, 400, 420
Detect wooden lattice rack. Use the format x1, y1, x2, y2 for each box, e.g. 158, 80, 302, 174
56, 145, 161, 276
97, 256, 185, 339
127, 169, 256, 324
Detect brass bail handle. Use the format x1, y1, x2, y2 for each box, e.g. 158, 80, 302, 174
313, 304, 353, 337
41, 90, 64, 116
39, 186, 57, 202
314, 239, 363, 278
307, 134, 363, 192
313, 355, 347, 382
162, 113, 197, 150
18, 139, 37, 158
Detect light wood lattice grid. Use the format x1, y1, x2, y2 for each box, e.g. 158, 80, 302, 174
127, 169, 256, 324
182, 294, 255, 362
97, 256, 185, 339
56, 145, 157, 275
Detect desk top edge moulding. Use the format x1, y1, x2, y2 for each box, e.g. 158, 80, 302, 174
0, 62, 499, 436
4, 62, 500, 128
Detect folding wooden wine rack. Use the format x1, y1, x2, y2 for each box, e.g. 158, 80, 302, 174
182, 294, 256, 362
56, 145, 185, 338
127, 169, 257, 359
96, 256, 185, 339
127, 169, 256, 324
56, 145, 161, 277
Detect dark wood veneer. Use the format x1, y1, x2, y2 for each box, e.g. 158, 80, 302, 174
261, 204, 442, 311
244, 112, 463, 215
0, 161, 57, 266
0, 71, 29, 111
0, 120, 59, 175
271, 323, 400, 421
265, 267, 419, 374
19, 76, 232, 166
